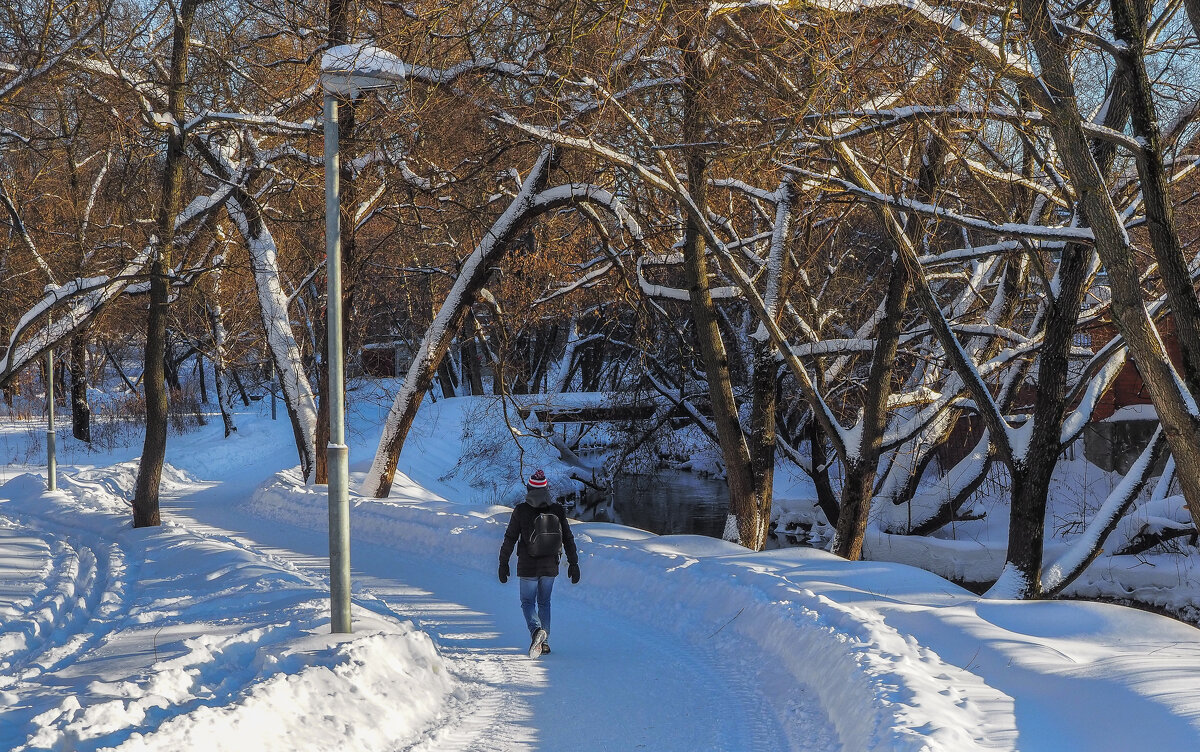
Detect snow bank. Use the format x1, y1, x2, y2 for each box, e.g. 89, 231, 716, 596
95, 628, 454, 752
0, 467, 457, 752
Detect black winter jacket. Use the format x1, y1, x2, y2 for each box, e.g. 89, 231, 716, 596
500, 486, 579, 578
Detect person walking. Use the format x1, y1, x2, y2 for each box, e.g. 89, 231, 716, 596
498, 469, 580, 657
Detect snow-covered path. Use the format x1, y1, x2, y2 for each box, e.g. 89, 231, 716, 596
3, 462, 815, 751
166, 473, 824, 751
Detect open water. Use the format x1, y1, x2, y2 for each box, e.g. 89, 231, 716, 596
571, 469, 730, 538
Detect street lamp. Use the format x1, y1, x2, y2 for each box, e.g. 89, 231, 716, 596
46, 346, 56, 492
320, 43, 407, 634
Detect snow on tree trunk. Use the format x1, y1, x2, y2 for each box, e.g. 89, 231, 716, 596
363, 148, 555, 498
551, 317, 580, 394
1040, 428, 1167, 597
225, 196, 317, 480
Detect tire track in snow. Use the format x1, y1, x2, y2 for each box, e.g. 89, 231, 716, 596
0, 522, 61, 671
0, 515, 132, 686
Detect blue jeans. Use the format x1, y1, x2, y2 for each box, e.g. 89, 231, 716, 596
519, 576, 554, 637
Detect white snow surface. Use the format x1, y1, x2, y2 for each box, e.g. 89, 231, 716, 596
2, 395, 1200, 751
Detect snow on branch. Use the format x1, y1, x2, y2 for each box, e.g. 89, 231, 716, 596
711, 0, 1035, 81
786, 165, 1095, 244
0, 178, 56, 283
637, 253, 740, 301
185, 111, 319, 134
918, 240, 1065, 268
67, 56, 169, 129
494, 114, 676, 196
1059, 346, 1128, 446
529, 184, 643, 240
351, 146, 450, 192
0, 250, 151, 386
0, 175, 231, 388
796, 106, 1146, 157
1040, 428, 1167, 597
711, 177, 779, 203
534, 262, 614, 305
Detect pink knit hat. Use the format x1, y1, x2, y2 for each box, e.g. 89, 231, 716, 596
528, 469, 548, 488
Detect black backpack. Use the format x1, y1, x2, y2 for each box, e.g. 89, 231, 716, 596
527, 511, 563, 558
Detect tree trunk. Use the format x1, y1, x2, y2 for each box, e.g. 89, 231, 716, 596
231, 368, 251, 406
994, 53, 1132, 598
808, 412, 840, 528
437, 355, 458, 399
582, 338, 603, 392
163, 341, 182, 393
1112, 0, 1200, 399
133, 0, 201, 528
460, 316, 485, 396
748, 339, 777, 541
1188, 0, 1200, 38
510, 332, 530, 394
832, 124, 960, 559
529, 323, 556, 393
314, 332, 330, 482
195, 353, 208, 404
678, 31, 763, 549
833, 252, 910, 559
998, 241, 1091, 598
70, 334, 90, 443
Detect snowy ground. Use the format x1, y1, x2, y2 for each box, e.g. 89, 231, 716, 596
2, 396, 1200, 750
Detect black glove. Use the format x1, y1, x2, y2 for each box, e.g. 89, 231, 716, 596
499, 561, 510, 583
568, 562, 580, 584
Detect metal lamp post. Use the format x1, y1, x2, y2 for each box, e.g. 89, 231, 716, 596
324, 91, 352, 634
46, 347, 56, 492
321, 44, 411, 635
